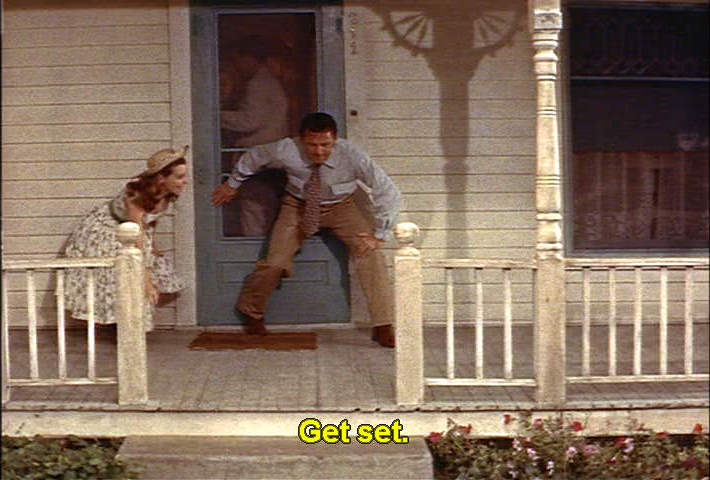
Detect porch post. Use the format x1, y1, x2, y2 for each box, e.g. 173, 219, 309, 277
393, 222, 424, 406
115, 222, 149, 405
531, 1, 566, 407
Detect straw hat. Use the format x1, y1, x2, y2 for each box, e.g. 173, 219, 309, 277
142, 145, 189, 176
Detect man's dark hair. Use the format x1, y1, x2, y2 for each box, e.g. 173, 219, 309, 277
299, 112, 338, 137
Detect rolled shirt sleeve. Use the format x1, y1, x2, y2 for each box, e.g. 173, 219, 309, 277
226, 140, 282, 189
353, 150, 402, 241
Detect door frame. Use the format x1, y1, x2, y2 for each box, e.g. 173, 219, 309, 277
190, 1, 350, 326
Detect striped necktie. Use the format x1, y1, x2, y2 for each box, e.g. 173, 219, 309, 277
300, 164, 322, 236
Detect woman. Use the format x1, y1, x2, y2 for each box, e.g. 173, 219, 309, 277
63, 146, 189, 331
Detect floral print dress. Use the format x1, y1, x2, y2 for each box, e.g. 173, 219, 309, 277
63, 188, 184, 330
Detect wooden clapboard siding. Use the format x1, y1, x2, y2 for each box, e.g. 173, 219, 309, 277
5, 306, 176, 328
2, 199, 110, 217
3, 65, 169, 87
565, 303, 710, 324
2, 84, 169, 105
377, 156, 536, 175
406, 212, 534, 229
4, 180, 135, 199
366, 57, 534, 82
1, 0, 174, 327
368, 138, 536, 156
2, 1, 167, 29
368, 99, 537, 119
3, 104, 170, 125
2, 233, 175, 257
565, 268, 710, 324
3, 46, 169, 68
348, 0, 537, 325
370, 120, 534, 139
2, 142, 170, 162
395, 175, 532, 194
3, 123, 170, 143
2, 161, 148, 180
4, 215, 175, 236
2, 25, 168, 49
404, 193, 535, 211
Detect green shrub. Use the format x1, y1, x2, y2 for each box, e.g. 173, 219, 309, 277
1, 435, 142, 479
426, 413, 709, 480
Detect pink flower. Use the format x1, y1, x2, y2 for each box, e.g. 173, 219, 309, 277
566, 446, 578, 459
623, 438, 634, 453
527, 448, 539, 460
692, 423, 703, 434
615, 437, 628, 447
427, 432, 443, 444
457, 424, 472, 434
503, 414, 512, 425
570, 421, 584, 432
582, 444, 600, 456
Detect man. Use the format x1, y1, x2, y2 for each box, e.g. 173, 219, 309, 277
220, 36, 289, 147
219, 37, 290, 236
211, 112, 401, 347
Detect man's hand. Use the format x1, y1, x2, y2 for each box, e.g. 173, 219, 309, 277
356, 232, 382, 253
211, 183, 238, 206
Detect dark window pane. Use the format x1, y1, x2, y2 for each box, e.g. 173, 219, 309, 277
569, 6, 709, 251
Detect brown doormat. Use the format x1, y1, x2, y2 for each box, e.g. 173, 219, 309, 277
188, 331, 317, 351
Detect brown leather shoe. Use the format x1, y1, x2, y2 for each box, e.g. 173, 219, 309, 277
372, 325, 395, 348
243, 315, 268, 336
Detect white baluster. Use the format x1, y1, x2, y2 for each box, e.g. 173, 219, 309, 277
659, 267, 668, 375
87, 269, 96, 381
582, 267, 591, 376
684, 267, 694, 375
503, 268, 513, 379
608, 268, 617, 377
56, 270, 67, 380
633, 267, 643, 375
27, 270, 39, 380
475, 268, 484, 379
445, 268, 454, 380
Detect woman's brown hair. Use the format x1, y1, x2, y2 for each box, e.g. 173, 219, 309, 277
126, 158, 186, 212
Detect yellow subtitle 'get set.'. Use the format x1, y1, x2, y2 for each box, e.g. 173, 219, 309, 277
298, 418, 409, 445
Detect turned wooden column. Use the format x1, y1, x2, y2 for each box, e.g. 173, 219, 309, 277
531, 2, 566, 407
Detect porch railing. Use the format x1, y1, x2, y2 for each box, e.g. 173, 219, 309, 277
421, 258, 537, 388
393, 222, 709, 406
565, 258, 709, 385
1, 222, 148, 406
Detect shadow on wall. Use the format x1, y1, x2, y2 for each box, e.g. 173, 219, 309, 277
368, 1, 525, 253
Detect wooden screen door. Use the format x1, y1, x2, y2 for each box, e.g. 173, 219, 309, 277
191, 3, 349, 326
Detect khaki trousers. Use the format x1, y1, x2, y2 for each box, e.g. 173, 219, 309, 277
237, 194, 393, 327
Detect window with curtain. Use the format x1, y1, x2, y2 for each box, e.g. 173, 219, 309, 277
568, 5, 708, 251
